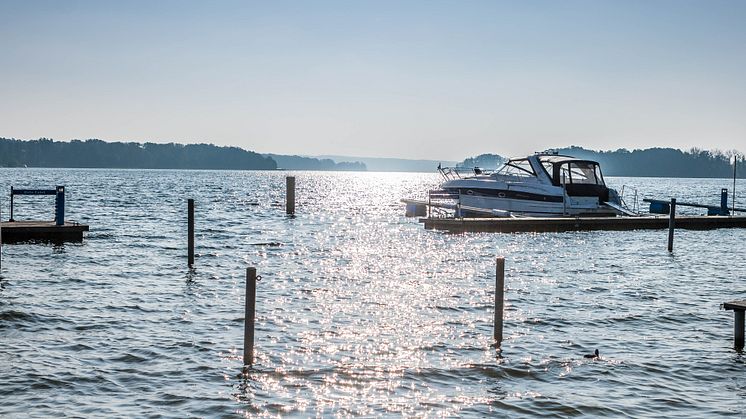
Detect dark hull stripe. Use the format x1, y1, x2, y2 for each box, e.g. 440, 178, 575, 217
445, 188, 564, 203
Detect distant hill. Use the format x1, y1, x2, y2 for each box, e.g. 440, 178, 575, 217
458, 146, 745, 178
266, 154, 366, 171
554, 146, 744, 178
0, 137, 276, 170
318, 155, 456, 172
458, 153, 506, 169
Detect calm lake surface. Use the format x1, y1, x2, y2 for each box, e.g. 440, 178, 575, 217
1, 169, 745, 417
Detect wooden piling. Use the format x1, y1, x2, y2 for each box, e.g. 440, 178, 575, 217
722, 301, 745, 350
494, 256, 505, 346
667, 198, 676, 252
188, 199, 194, 267
286, 176, 295, 215
244, 267, 257, 366
736, 310, 744, 350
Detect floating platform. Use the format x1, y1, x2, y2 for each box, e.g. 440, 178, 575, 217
0, 221, 89, 243
422, 215, 746, 233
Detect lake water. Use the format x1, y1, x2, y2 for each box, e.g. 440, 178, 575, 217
1, 169, 745, 417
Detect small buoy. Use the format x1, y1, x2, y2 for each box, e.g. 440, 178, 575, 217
584, 349, 600, 359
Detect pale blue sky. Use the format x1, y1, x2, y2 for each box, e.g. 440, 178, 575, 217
1, 0, 744, 159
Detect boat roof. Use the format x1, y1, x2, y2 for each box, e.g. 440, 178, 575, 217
507, 153, 600, 165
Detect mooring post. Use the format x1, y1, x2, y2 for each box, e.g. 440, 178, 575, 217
9, 186, 14, 222
735, 310, 745, 350
494, 256, 505, 346
188, 199, 194, 267
54, 186, 65, 226
667, 198, 676, 252
286, 176, 295, 215
244, 267, 257, 366
734, 155, 738, 215
721, 189, 728, 216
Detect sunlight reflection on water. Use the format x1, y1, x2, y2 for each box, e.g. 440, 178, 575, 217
1, 169, 745, 417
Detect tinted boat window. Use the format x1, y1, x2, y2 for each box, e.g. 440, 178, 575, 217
568, 162, 600, 184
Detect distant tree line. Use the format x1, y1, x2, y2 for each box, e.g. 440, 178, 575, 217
458, 153, 506, 169
266, 154, 366, 171
0, 138, 277, 170
459, 146, 745, 178
554, 146, 745, 178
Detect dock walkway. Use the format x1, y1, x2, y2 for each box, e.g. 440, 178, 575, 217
422, 215, 746, 233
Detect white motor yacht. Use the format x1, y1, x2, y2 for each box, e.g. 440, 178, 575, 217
436, 153, 629, 217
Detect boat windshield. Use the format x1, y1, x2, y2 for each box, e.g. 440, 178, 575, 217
559, 161, 604, 185
496, 159, 535, 177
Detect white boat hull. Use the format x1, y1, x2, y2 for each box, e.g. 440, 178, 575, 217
456, 194, 615, 217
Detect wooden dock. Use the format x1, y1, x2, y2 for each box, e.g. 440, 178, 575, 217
0, 221, 89, 243
422, 215, 746, 233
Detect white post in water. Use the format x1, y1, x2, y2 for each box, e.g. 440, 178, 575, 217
286, 176, 296, 215
494, 256, 505, 346
244, 267, 257, 366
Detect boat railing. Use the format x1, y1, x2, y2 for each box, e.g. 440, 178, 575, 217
427, 189, 460, 218
438, 166, 494, 181
619, 185, 640, 213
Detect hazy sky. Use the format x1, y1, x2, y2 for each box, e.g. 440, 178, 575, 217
1, 0, 744, 160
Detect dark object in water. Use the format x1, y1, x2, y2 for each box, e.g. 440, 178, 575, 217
584, 349, 600, 359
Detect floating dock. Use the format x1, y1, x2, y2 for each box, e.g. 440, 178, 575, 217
0, 185, 90, 243
0, 221, 89, 243
422, 215, 746, 233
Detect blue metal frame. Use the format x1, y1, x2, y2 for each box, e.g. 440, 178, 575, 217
9, 186, 65, 225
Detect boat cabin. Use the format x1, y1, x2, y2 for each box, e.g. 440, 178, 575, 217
498, 154, 611, 201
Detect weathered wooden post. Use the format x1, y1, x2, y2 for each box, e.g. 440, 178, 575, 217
244, 267, 257, 366
667, 198, 676, 252
723, 301, 746, 350
188, 199, 195, 267
286, 176, 295, 215
736, 310, 745, 350
494, 256, 505, 346
721, 189, 729, 215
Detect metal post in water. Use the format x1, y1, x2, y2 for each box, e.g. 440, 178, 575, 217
188, 199, 194, 268
735, 310, 745, 350
244, 267, 257, 366
494, 256, 505, 346
668, 198, 676, 252
9, 187, 14, 222
286, 176, 295, 215
54, 186, 65, 226
562, 172, 567, 216
734, 154, 738, 215
721, 189, 729, 216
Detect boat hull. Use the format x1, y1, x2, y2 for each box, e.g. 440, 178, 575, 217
448, 189, 617, 217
